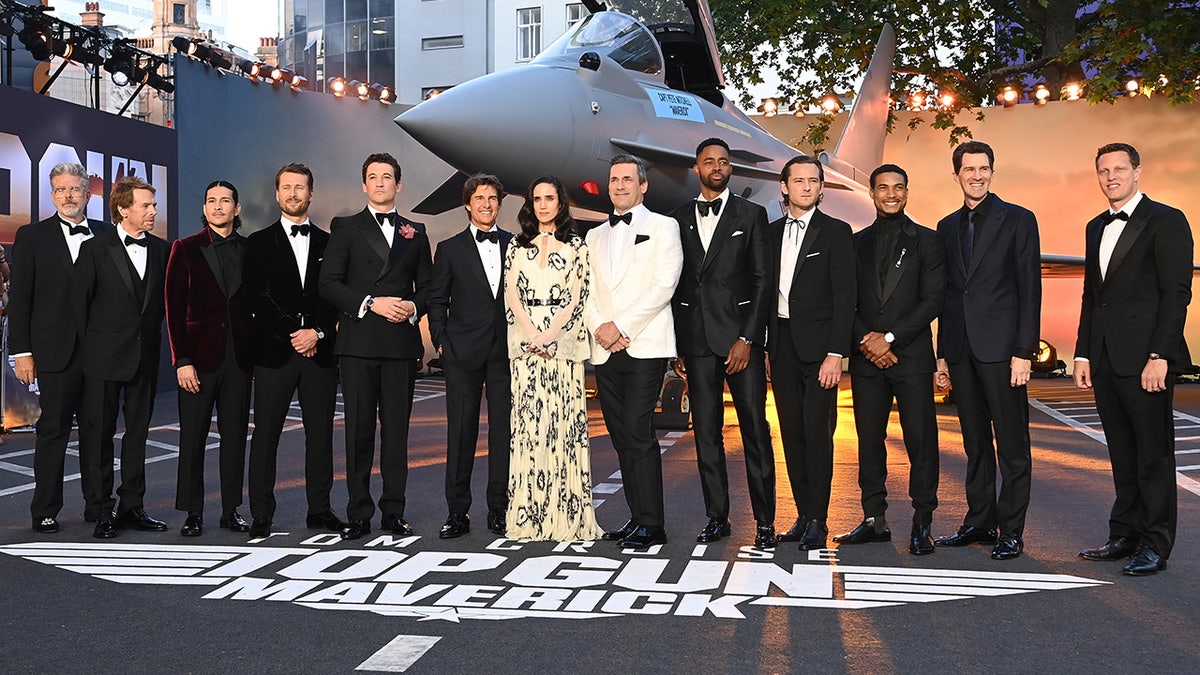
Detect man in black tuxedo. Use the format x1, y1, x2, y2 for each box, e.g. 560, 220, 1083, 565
841, 164, 945, 556
427, 173, 512, 539
319, 152, 433, 540
166, 180, 254, 536
669, 138, 774, 548
933, 141, 1041, 560
1074, 143, 1192, 576
766, 156, 856, 551
73, 177, 170, 538
10, 162, 111, 532
244, 164, 341, 538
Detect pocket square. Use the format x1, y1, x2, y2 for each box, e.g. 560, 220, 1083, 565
731, 230, 744, 237
635, 234, 650, 244
806, 252, 821, 258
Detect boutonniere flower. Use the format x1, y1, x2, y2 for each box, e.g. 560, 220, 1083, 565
398, 224, 416, 239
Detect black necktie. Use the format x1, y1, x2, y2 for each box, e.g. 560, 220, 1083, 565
697, 198, 722, 218
962, 211, 975, 264
1103, 211, 1130, 225
67, 224, 90, 237
609, 212, 632, 226
290, 223, 311, 237
375, 212, 395, 227
475, 229, 499, 243
124, 235, 147, 247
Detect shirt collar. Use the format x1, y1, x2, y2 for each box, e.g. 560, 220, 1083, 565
281, 213, 311, 227
367, 205, 397, 222
470, 223, 500, 242
786, 207, 816, 227
696, 188, 731, 213
1112, 191, 1144, 217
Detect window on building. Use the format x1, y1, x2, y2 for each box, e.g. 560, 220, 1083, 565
347, 21, 368, 51
517, 7, 542, 61
423, 86, 452, 100
566, 3, 585, 27
422, 35, 464, 50
173, 3, 186, 25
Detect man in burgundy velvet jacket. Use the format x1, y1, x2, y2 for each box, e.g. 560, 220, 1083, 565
165, 180, 254, 537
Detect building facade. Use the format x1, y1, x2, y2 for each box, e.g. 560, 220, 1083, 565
278, 0, 586, 103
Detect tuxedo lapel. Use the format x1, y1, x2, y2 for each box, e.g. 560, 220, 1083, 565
880, 228, 913, 304
677, 204, 705, 268
272, 222, 303, 288
789, 215, 823, 287
700, 199, 738, 273
198, 228, 228, 297
304, 228, 324, 292
862, 226, 882, 301
460, 229, 493, 295
1086, 217, 1105, 294
946, 207, 967, 279
967, 201, 1004, 278
362, 211, 392, 267
142, 238, 165, 313
47, 219, 75, 274
105, 230, 136, 303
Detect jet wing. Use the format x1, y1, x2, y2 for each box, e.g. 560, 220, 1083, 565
1040, 254, 1200, 278
413, 172, 470, 215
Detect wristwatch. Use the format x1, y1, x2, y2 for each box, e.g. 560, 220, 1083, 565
365, 296, 375, 310
884, 332, 895, 344
1149, 353, 1163, 360
739, 336, 752, 346
315, 328, 326, 340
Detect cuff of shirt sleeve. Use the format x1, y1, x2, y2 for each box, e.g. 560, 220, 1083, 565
357, 296, 371, 319
1074, 357, 1089, 363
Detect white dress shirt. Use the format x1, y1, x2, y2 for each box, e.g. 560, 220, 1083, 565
367, 205, 397, 248
609, 211, 633, 277
281, 213, 312, 284
695, 188, 731, 252
60, 216, 94, 263
120, 228, 148, 278
1099, 191, 1143, 280
470, 224, 502, 297
777, 208, 815, 318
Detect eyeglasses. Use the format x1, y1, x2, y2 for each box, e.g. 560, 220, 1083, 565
52, 186, 86, 196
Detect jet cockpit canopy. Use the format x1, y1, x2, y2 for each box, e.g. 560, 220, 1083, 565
533, 11, 664, 77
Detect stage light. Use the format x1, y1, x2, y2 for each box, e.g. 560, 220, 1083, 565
368, 83, 391, 102
820, 95, 841, 114
1031, 339, 1065, 376
757, 97, 778, 117
939, 92, 955, 108
347, 79, 369, 98
290, 76, 308, 92
18, 21, 53, 61
1062, 82, 1082, 101
1125, 78, 1140, 96
327, 76, 347, 95
999, 86, 1018, 107
909, 92, 926, 110
104, 52, 136, 86
238, 59, 267, 78
171, 35, 194, 54
1034, 84, 1050, 105
143, 69, 175, 94
424, 88, 441, 100
1158, 74, 1169, 87
790, 101, 805, 117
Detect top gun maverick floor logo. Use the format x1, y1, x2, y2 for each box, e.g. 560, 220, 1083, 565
2, 536, 1109, 622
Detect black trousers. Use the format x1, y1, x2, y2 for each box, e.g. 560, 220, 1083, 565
340, 355, 415, 522
947, 335, 1032, 535
30, 357, 94, 519
771, 321, 836, 521
595, 351, 666, 527
175, 346, 251, 516
78, 352, 159, 516
686, 348, 774, 523
442, 341, 510, 515
248, 352, 338, 521
1092, 350, 1177, 557
851, 368, 939, 525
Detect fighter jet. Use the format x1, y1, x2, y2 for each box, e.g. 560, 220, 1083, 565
396, 0, 888, 228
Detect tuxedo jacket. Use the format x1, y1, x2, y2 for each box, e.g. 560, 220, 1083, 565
8, 216, 113, 372
937, 194, 1041, 364
72, 227, 169, 381
584, 203, 683, 365
669, 194, 771, 355
1075, 195, 1193, 376
165, 226, 253, 373
850, 217, 946, 377
766, 209, 857, 362
243, 221, 338, 369
426, 226, 513, 371
318, 208, 432, 360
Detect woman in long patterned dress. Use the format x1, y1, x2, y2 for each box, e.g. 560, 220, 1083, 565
503, 176, 602, 541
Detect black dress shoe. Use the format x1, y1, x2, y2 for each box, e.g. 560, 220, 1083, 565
602, 519, 638, 542
382, 514, 415, 537
219, 510, 251, 532
340, 519, 370, 540
833, 516, 891, 545
439, 513, 470, 539
909, 523, 935, 555
934, 525, 997, 547
181, 514, 203, 537
486, 510, 507, 535
1123, 544, 1167, 576
93, 512, 118, 539
306, 511, 344, 532
116, 507, 168, 532
620, 525, 667, 550
799, 519, 828, 551
32, 517, 59, 534
754, 522, 777, 549
991, 533, 1024, 560
696, 518, 732, 543
776, 516, 810, 543
249, 517, 272, 538
1080, 536, 1138, 561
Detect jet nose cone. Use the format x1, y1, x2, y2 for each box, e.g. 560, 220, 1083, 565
395, 66, 587, 187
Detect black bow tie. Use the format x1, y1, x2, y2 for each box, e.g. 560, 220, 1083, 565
609, 212, 632, 226
697, 198, 722, 218
1103, 211, 1130, 225
66, 223, 90, 237
475, 229, 499, 243
124, 235, 148, 247
375, 212, 395, 227
290, 223, 311, 237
